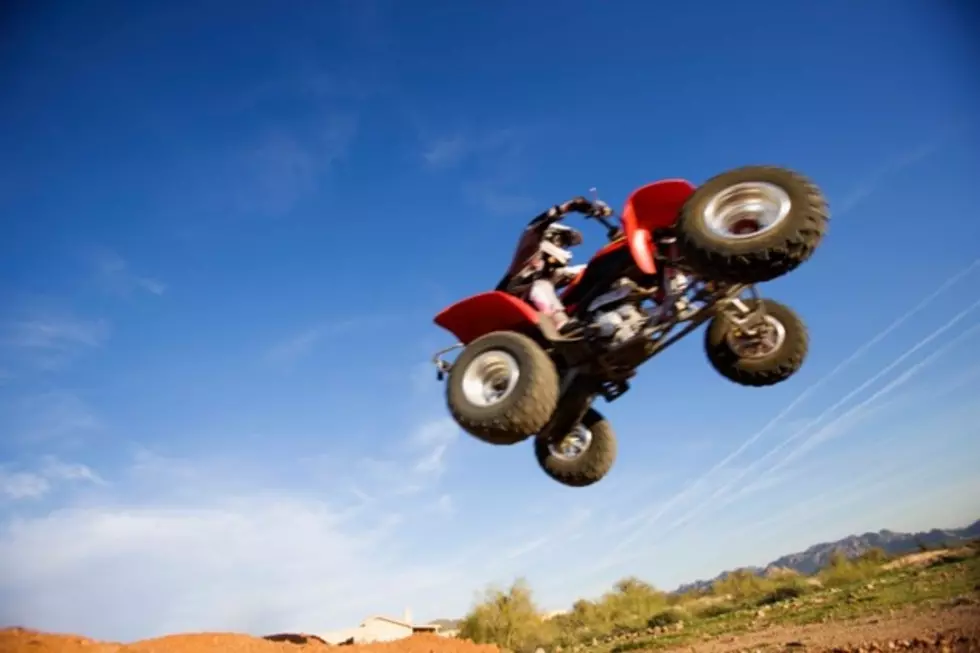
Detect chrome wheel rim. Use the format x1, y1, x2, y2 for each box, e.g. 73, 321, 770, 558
548, 424, 593, 461
702, 181, 792, 240
726, 315, 787, 359
460, 350, 520, 407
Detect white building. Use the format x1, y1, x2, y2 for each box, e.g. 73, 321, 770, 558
318, 612, 442, 645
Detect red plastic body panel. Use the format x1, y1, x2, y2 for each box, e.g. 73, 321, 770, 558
433, 291, 541, 344
621, 179, 697, 274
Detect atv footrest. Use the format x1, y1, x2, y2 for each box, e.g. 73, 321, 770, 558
599, 380, 629, 402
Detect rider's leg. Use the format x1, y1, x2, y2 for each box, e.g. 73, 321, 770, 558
529, 279, 571, 327
529, 279, 583, 335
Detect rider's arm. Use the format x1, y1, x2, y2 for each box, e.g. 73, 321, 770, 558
554, 263, 587, 289
525, 196, 599, 232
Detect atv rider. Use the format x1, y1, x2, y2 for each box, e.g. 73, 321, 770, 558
496, 196, 616, 335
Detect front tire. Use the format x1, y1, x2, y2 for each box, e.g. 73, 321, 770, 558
705, 298, 808, 387
447, 331, 559, 445
534, 408, 617, 488
676, 165, 829, 284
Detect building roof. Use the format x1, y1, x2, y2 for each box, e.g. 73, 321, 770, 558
361, 615, 412, 628
359, 615, 440, 630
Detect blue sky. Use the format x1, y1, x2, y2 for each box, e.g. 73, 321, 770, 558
1, 0, 979, 642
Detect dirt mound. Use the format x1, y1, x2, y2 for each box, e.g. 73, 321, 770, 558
883, 547, 974, 571
0, 630, 498, 653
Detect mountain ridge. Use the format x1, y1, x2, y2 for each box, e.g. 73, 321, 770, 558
674, 518, 980, 594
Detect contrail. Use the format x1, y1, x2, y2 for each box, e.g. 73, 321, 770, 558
669, 314, 980, 530
689, 296, 980, 507
608, 259, 980, 554
752, 319, 980, 479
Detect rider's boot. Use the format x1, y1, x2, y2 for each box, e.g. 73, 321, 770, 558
554, 310, 585, 337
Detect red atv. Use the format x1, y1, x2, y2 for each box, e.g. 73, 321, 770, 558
430, 166, 829, 488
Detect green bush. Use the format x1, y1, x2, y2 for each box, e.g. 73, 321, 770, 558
756, 583, 807, 606
816, 549, 880, 587
647, 609, 684, 629
589, 576, 669, 633
693, 602, 737, 619
710, 568, 773, 601
856, 547, 890, 565
457, 578, 553, 653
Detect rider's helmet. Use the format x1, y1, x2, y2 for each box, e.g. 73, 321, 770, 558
544, 223, 583, 249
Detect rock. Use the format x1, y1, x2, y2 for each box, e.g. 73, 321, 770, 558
785, 641, 805, 648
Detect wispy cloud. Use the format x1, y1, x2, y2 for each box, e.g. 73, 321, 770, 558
89, 248, 167, 296
1, 315, 109, 352
415, 124, 539, 216
232, 120, 357, 218
0, 456, 105, 501
461, 180, 538, 217
0, 307, 110, 371
171, 110, 360, 234
416, 126, 519, 171
0, 471, 50, 500
409, 417, 460, 478
2, 391, 102, 444
264, 314, 397, 366
836, 125, 968, 215
422, 135, 468, 168
0, 447, 480, 641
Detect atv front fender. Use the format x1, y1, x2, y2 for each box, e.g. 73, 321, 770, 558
433, 291, 541, 345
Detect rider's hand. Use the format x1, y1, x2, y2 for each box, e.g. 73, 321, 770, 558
590, 200, 614, 218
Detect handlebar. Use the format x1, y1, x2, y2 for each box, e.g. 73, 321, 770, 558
529, 196, 622, 242
572, 198, 622, 241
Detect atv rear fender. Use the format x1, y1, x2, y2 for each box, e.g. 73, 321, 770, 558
434, 291, 542, 345
622, 179, 697, 274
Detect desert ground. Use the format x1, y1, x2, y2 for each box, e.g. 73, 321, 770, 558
3, 546, 979, 653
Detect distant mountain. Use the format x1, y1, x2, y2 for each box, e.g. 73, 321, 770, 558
674, 518, 980, 594
427, 618, 460, 630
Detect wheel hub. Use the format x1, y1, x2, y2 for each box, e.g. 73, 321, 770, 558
460, 350, 520, 407
702, 181, 792, 240
548, 424, 593, 461
726, 315, 787, 359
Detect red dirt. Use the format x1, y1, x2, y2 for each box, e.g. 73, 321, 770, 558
0, 631, 499, 653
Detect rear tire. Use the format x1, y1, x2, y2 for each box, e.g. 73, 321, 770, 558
705, 298, 808, 387
534, 408, 617, 488
447, 331, 559, 445
676, 165, 829, 284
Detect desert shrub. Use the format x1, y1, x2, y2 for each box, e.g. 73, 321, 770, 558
458, 578, 553, 653
817, 549, 879, 587
856, 547, 890, 565
587, 576, 669, 633
756, 583, 807, 606
693, 602, 737, 619
647, 609, 685, 629
710, 568, 773, 602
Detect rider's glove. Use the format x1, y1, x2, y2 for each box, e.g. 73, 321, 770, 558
590, 200, 614, 218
